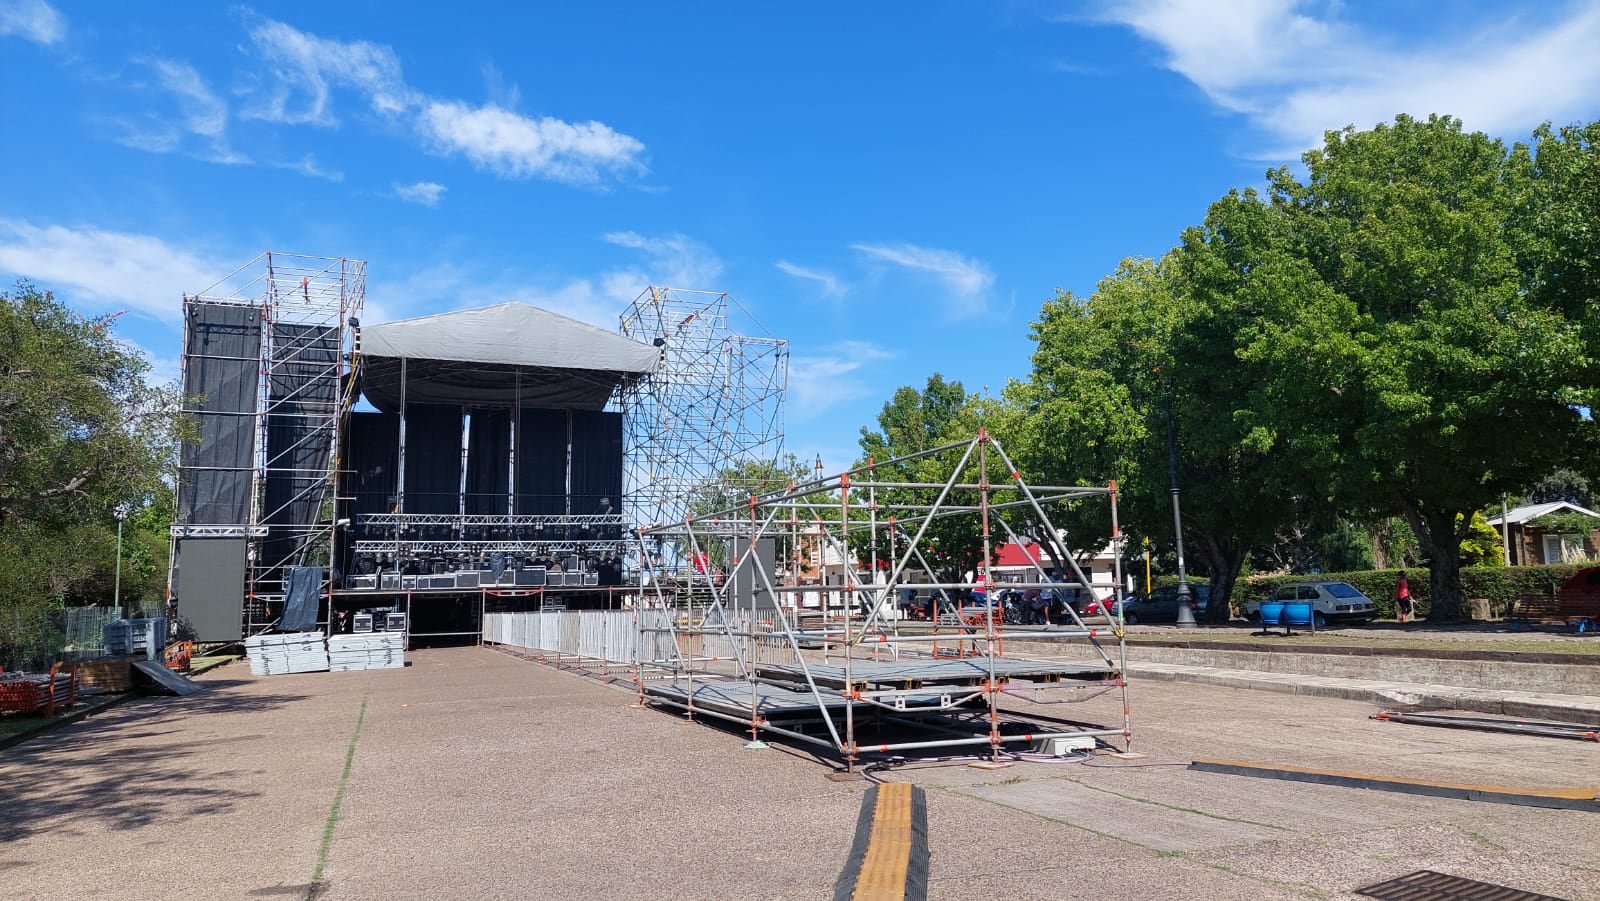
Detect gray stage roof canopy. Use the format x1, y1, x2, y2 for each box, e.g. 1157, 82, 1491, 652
359, 302, 660, 411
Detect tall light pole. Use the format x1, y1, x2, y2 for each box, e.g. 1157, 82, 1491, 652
113, 502, 132, 618
1164, 387, 1197, 628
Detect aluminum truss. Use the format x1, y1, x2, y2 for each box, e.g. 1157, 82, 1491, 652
623, 429, 1133, 771
617, 287, 787, 529
170, 252, 365, 633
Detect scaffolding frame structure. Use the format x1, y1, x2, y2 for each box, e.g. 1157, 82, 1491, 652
169, 252, 366, 634
617, 287, 788, 530
615, 429, 1133, 771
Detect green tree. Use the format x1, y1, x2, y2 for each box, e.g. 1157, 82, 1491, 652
1262, 115, 1591, 620
683, 454, 816, 568
1459, 512, 1506, 568
1518, 120, 1600, 483
1020, 226, 1338, 620
0, 283, 180, 665
856, 375, 998, 581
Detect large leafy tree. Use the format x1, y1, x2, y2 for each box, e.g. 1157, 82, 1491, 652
855, 374, 998, 581
1518, 120, 1600, 485
1020, 247, 1324, 620
0, 284, 180, 664
1263, 115, 1591, 620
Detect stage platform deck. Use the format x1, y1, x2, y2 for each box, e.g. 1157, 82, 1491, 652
644, 679, 968, 720
754, 657, 1118, 690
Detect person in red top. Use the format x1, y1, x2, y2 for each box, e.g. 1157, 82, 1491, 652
1395, 572, 1413, 624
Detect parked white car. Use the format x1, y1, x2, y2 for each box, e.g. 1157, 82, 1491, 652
1244, 581, 1377, 629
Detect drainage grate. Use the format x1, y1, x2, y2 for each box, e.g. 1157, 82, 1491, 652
1355, 870, 1566, 901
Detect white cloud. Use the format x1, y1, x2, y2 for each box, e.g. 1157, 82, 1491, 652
775, 260, 845, 298
0, 0, 63, 45
150, 59, 227, 138
239, 16, 646, 185
787, 341, 897, 423
272, 154, 342, 181
602, 231, 723, 293
1101, 0, 1600, 154
242, 16, 412, 125
417, 101, 645, 184
371, 230, 725, 332
851, 241, 995, 317
0, 220, 228, 326
114, 59, 257, 166
394, 181, 446, 206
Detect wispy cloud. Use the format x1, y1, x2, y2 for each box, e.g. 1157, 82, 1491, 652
394, 180, 446, 206
242, 14, 413, 126
113, 58, 252, 165
0, 0, 63, 45
373, 230, 726, 331
1099, 0, 1600, 154
601, 231, 723, 295
150, 59, 227, 139
0, 220, 229, 326
272, 154, 342, 181
775, 260, 845, 298
416, 101, 645, 184
787, 340, 897, 423
239, 15, 646, 185
851, 241, 994, 317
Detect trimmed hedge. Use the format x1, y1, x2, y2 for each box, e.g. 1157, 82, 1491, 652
1237, 564, 1591, 619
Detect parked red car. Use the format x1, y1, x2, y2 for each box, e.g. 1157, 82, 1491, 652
1556, 566, 1600, 631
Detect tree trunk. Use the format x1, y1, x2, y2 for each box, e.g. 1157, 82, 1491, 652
1192, 529, 1246, 624
1396, 494, 1467, 622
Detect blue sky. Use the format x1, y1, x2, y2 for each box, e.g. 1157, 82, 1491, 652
3, 1, 1599, 472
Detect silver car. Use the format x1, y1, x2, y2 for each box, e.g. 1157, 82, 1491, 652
1245, 581, 1377, 629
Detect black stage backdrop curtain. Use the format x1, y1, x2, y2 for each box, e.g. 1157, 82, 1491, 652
262, 323, 340, 569
402, 404, 463, 514
178, 303, 262, 526
516, 409, 568, 515
570, 411, 623, 516
346, 411, 399, 522
466, 410, 511, 514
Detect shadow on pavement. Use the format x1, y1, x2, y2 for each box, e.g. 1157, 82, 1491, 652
0, 679, 307, 843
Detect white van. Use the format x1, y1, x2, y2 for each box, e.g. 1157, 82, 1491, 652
1244, 581, 1377, 629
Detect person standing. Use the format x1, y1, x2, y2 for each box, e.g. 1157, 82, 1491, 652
1395, 572, 1413, 624
1025, 586, 1046, 625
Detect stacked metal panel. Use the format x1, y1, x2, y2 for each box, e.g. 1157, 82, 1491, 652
327, 632, 405, 672
103, 617, 168, 658
245, 632, 330, 675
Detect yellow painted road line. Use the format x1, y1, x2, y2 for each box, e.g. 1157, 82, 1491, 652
853, 783, 913, 901
834, 782, 930, 901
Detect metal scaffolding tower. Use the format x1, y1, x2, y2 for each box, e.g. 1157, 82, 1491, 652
170, 252, 365, 636
617, 287, 788, 529
480, 428, 1134, 771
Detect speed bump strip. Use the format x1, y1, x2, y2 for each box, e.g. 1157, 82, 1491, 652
1191, 758, 1600, 811
834, 782, 929, 901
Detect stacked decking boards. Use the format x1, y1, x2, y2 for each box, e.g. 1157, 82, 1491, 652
245, 632, 330, 675
327, 632, 405, 671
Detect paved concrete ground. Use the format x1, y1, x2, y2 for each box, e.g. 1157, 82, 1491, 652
3, 648, 1598, 900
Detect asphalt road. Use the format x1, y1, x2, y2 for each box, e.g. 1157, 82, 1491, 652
1, 647, 1595, 900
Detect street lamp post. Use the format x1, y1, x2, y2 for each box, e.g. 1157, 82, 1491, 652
1164, 390, 1197, 628
113, 502, 132, 619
